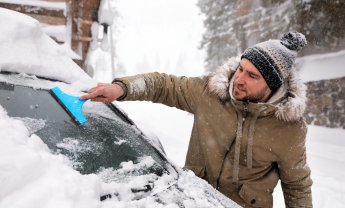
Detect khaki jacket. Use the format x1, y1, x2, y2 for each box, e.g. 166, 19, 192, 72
114, 57, 312, 208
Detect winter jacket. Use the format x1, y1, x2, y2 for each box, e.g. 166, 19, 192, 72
113, 57, 313, 208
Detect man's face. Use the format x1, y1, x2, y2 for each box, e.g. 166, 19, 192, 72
232, 58, 272, 102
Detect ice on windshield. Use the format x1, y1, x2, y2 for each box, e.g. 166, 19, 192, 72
15, 117, 46, 135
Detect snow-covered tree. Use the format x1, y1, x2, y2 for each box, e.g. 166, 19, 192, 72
198, 0, 345, 71
197, 0, 240, 71
297, 0, 345, 55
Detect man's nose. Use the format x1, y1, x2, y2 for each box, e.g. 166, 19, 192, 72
235, 73, 246, 84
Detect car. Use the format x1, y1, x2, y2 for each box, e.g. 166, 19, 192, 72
0, 8, 240, 208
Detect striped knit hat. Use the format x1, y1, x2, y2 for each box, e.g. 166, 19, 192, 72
241, 32, 307, 92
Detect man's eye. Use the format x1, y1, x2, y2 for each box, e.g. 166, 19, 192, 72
249, 73, 258, 79
238, 66, 243, 71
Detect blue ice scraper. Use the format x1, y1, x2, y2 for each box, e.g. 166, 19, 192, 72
50, 86, 88, 124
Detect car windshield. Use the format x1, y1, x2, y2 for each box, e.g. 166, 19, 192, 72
0, 78, 167, 176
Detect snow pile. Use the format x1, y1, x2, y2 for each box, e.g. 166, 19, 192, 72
0, 106, 101, 208
98, 165, 237, 208
41, 25, 67, 43
0, 8, 91, 85
297, 50, 345, 82
305, 126, 345, 207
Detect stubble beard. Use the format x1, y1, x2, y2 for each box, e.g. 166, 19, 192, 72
233, 84, 269, 103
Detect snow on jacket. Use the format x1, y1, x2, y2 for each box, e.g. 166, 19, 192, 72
113, 57, 313, 208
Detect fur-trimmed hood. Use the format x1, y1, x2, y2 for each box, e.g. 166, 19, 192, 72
207, 57, 307, 122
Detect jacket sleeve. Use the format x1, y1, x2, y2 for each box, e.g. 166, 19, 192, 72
277, 122, 313, 208
112, 72, 207, 114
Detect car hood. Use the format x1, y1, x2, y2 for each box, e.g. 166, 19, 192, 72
0, 102, 239, 208
0, 8, 95, 89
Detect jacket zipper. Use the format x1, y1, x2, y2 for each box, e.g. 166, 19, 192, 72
243, 99, 249, 118
216, 100, 249, 190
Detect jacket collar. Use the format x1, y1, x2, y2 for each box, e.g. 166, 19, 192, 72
230, 99, 276, 118
207, 57, 307, 122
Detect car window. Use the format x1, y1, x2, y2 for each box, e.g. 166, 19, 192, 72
0, 80, 167, 176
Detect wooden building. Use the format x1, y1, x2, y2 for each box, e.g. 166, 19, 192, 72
0, 0, 102, 69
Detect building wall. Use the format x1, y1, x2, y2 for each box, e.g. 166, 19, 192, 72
304, 77, 345, 129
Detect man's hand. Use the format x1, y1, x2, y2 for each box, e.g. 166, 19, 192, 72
80, 83, 125, 102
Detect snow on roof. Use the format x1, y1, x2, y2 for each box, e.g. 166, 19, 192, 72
0, 0, 66, 11
0, 8, 92, 85
298, 50, 345, 82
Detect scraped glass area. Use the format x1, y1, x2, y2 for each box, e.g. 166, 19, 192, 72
0, 81, 166, 176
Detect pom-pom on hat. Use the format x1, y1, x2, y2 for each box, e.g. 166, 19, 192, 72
241, 32, 307, 92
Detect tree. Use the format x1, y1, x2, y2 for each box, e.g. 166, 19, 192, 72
297, 0, 345, 55
198, 0, 345, 71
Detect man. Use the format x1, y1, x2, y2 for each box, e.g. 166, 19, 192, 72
81, 32, 313, 207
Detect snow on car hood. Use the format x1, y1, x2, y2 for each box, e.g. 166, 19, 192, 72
0, 105, 101, 208
0, 105, 238, 208
0, 8, 93, 87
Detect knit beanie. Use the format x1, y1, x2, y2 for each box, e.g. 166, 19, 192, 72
241, 32, 307, 92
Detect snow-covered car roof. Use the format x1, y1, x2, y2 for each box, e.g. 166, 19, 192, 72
0, 8, 92, 86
